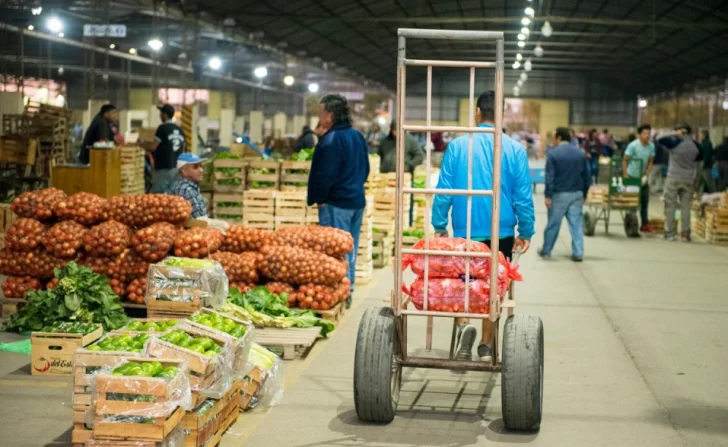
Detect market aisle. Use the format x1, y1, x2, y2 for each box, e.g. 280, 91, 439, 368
228, 194, 728, 447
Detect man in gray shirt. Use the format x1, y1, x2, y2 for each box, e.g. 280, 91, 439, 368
658, 124, 704, 242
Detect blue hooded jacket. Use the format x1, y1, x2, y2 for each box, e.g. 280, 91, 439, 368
432, 124, 535, 240
307, 122, 369, 209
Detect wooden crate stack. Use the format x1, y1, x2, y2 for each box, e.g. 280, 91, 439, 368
275, 191, 307, 229
212, 158, 247, 194
119, 145, 145, 195
247, 160, 281, 190
372, 231, 393, 268
182, 380, 241, 447
356, 216, 374, 285
242, 190, 275, 230
280, 161, 311, 191
704, 205, 728, 245
212, 193, 244, 224
586, 186, 607, 205
0, 204, 17, 244
306, 204, 319, 225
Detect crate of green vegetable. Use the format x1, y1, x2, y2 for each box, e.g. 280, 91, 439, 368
212, 158, 247, 194
280, 161, 311, 191
211, 194, 244, 223
73, 333, 153, 409
246, 160, 280, 190
30, 323, 103, 377
146, 325, 231, 394
186, 309, 254, 378
117, 319, 178, 334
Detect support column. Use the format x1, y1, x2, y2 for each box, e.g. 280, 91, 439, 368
249, 111, 263, 144
219, 108, 234, 147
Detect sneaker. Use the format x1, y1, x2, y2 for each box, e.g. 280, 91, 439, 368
640, 225, 657, 235
537, 248, 551, 259
681, 233, 692, 243
571, 256, 583, 262
664, 235, 676, 242
477, 343, 493, 362
455, 324, 477, 361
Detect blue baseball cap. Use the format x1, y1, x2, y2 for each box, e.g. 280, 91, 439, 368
176, 152, 207, 169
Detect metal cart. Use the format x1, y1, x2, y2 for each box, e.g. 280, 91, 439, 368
353, 29, 544, 431
583, 157, 642, 238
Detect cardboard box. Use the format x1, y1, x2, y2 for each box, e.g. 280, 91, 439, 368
30, 325, 103, 376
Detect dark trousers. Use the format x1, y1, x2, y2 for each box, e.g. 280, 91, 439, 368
639, 183, 650, 227
718, 161, 728, 192
480, 237, 515, 260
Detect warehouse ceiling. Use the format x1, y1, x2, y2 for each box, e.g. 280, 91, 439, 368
2, 0, 728, 96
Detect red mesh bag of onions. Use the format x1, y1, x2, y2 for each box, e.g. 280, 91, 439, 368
84, 220, 132, 257
209, 251, 261, 284
2, 276, 43, 298
131, 222, 181, 262
42, 221, 88, 258
5, 218, 46, 252
103, 194, 191, 227
0, 249, 65, 278
221, 225, 272, 253
173, 228, 224, 258
266, 226, 354, 258
11, 188, 66, 221
53, 192, 107, 225
258, 245, 347, 286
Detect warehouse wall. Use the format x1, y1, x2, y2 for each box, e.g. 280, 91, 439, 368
236, 88, 303, 117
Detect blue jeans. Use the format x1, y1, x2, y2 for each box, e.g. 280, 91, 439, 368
541, 191, 584, 257
318, 204, 365, 294
589, 157, 599, 183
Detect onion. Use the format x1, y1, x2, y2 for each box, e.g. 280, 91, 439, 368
5, 218, 46, 252
54, 192, 107, 225
103, 194, 191, 228
11, 188, 66, 221
42, 221, 87, 258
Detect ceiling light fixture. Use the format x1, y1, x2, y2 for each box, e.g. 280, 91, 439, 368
283, 75, 295, 86
254, 66, 268, 78
520, 73, 528, 81
109, 44, 115, 49
47, 16, 63, 33
517, 33, 526, 41
27, 24, 34, 31
524, 59, 533, 72
638, 99, 648, 108
208, 57, 222, 70
518, 41, 526, 48
516, 53, 523, 61
541, 21, 553, 38
534, 45, 544, 57
129, 48, 137, 55
148, 38, 163, 51
525, 7, 535, 17
512, 61, 521, 69
521, 27, 530, 35
521, 17, 531, 26
58, 32, 64, 37
31, 6, 42, 15
308, 83, 319, 93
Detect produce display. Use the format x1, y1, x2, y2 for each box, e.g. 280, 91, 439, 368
212, 152, 244, 186
109, 278, 126, 297
131, 222, 181, 262
0, 249, 65, 278
53, 192, 107, 225
111, 361, 179, 379
5, 218, 46, 251
258, 245, 347, 286
42, 220, 87, 258
264, 282, 295, 296
4, 262, 129, 332
84, 220, 132, 257
289, 148, 314, 161
290, 278, 351, 311
221, 225, 271, 253
84, 333, 149, 352
38, 321, 99, 334
230, 282, 255, 293
158, 329, 223, 357
147, 257, 228, 308
265, 226, 354, 258
173, 227, 224, 258
103, 194, 191, 227
188, 312, 248, 338
126, 278, 147, 304
2, 275, 42, 298
11, 188, 66, 221
209, 251, 261, 284
123, 318, 177, 332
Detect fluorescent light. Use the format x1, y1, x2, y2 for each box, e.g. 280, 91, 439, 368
521, 17, 531, 26
208, 56, 222, 70
516, 53, 523, 61
47, 16, 63, 33
518, 41, 526, 48
283, 75, 295, 86
518, 33, 526, 41
148, 38, 163, 51
521, 27, 530, 35
638, 99, 648, 108
534, 45, 544, 57
512, 61, 521, 69
308, 83, 319, 93
31, 6, 42, 15
525, 7, 535, 17
129, 48, 137, 55
254, 66, 268, 78
109, 44, 115, 49
27, 24, 34, 31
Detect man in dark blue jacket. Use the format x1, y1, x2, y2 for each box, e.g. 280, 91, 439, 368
308, 94, 370, 308
538, 127, 591, 261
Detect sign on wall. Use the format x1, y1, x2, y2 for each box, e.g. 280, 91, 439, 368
83, 24, 127, 38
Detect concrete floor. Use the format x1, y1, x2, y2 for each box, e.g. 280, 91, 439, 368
2, 193, 728, 447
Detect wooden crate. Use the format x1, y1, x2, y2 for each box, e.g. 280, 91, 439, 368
243, 213, 275, 230
355, 260, 373, 285
212, 159, 247, 194
0, 204, 17, 232
91, 407, 185, 442
119, 145, 145, 195
242, 189, 276, 212
183, 310, 254, 376
146, 326, 229, 393
182, 380, 240, 447
276, 191, 308, 216
274, 215, 305, 229
305, 205, 319, 225
30, 325, 103, 376
246, 160, 280, 190
280, 161, 311, 191
372, 238, 392, 268
0, 136, 38, 166
238, 367, 264, 411
146, 265, 205, 318
72, 409, 92, 446
253, 327, 321, 360
212, 193, 244, 223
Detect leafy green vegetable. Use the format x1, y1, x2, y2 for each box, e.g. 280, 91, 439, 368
403, 229, 425, 238
41, 321, 99, 334
161, 257, 218, 269
289, 148, 315, 161
4, 262, 129, 332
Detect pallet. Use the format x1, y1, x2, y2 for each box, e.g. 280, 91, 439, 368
275, 191, 308, 216
289, 302, 345, 323
280, 161, 311, 191
30, 325, 104, 377
212, 159, 247, 194
253, 327, 321, 360
247, 160, 280, 190
212, 193, 244, 223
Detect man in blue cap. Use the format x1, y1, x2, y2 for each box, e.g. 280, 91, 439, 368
168, 153, 208, 219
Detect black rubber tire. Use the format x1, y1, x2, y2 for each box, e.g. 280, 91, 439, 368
624, 212, 640, 238
583, 210, 596, 236
501, 314, 544, 431
354, 307, 401, 423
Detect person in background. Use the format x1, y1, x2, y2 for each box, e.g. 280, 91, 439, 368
377, 120, 424, 174
538, 127, 590, 262
583, 129, 601, 183
80, 104, 117, 164
649, 136, 668, 193
658, 124, 703, 242
627, 134, 636, 144
433, 90, 535, 362
140, 104, 186, 193
570, 128, 579, 147
295, 125, 317, 151
168, 153, 208, 219
622, 124, 655, 234
715, 137, 728, 191
698, 130, 716, 194
308, 94, 369, 308
599, 128, 614, 149
366, 123, 386, 153
432, 132, 445, 153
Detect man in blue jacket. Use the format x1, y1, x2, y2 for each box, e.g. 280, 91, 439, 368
433, 90, 535, 362
308, 94, 370, 308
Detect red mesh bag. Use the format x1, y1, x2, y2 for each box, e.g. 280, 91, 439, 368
131, 222, 181, 262
5, 218, 46, 252
221, 225, 272, 252
42, 221, 88, 258
173, 228, 224, 258
209, 251, 261, 284
54, 192, 107, 225
2, 276, 43, 298
11, 188, 66, 221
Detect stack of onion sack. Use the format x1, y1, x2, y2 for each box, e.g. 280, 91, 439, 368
209, 251, 262, 292
401, 237, 522, 313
